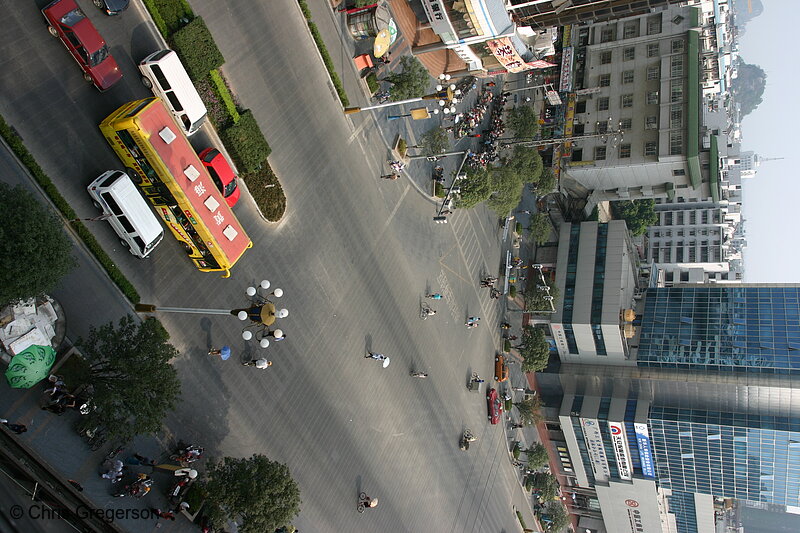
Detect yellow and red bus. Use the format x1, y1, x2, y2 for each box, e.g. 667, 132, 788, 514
99, 97, 252, 277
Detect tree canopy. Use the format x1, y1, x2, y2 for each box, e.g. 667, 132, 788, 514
524, 280, 559, 314
528, 213, 552, 245
505, 106, 540, 139
382, 56, 430, 101
524, 442, 549, 470
205, 454, 301, 533
454, 166, 492, 209
532, 168, 556, 196
530, 472, 559, 501
77, 315, 181, 441
418, 126, 449, 156
0, 182, 75, 306
518, 325, 551, 373
542, 501, 569, 531
514, 396, 544, 426
610, 199, 658, 236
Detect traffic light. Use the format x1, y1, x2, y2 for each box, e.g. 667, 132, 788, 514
433, 216, 448, 224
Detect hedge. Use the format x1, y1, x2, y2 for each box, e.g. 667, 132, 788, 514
142, 0, 194, 37
220, 110, 272, 174
0, 115, 140, 304
366, 73, 379, 93
172, 17, 224, 81
209, 69, 240, 125
242, 161, 287, 222
305, 16, 349, 107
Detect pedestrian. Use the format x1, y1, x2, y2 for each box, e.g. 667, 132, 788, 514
274, 334, 286, 342
506, 335, 518, 341
243, 358, 273, 369
486, 81, 496, 87
208, 345, 231, 360
175, 502, 190, 514
0, 419, 27, 435
150, 508, 176, 521
467, 316, 480, 322
129, 453, 156, 466
521, 209, 531, 214
67, 479, 84, 492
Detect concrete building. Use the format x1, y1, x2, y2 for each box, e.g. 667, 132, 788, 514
536, 284, 800, 532
550, 221, 641, 363
555, 4, 720, 211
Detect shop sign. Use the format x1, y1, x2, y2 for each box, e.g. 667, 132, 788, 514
559, 46, 574, 92
487, 37, 530, 73
528, 59, 557, 69
634, 423, 657, 478
608, 421, 633, 480
421, 0, 454, 35
581, 418, 610, 482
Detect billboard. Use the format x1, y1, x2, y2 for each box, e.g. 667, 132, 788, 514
581, 418, 610, 482
559, 46, 574, 92
487, 38, 530, 73
608, 422, 633, 480
634, 423, 657, 478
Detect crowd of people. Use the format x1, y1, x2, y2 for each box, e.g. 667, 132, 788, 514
450, 88, 494, 139
466, 91, 510, 169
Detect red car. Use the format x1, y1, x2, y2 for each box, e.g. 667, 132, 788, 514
42, 0, 123, 91
199, 148, 241, 207
487, 388, 502, 425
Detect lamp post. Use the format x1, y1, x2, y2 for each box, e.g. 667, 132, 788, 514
343, 74, 459, 115
134, 279, 288, 349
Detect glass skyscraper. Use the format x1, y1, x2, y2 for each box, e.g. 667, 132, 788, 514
637, 286, 800, 375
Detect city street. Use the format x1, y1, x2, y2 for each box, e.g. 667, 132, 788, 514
0, 0, 536, 531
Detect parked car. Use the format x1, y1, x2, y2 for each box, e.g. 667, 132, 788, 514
91, 0, 129, 15
42, 0, 123, 90
487, 388, 502, 425
494, 354, 508, 382
199, 148, 241, 207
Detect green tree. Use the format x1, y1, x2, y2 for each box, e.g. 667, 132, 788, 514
0, 183, 75, 306
381, 56, 430, 101
505, 106, 540, 139
518, 326, 550, 373
486, 166, 524, 217
205, 454, 301, 532
77, 316, 181, 441
455, 166, 492, 209
528, 213, 552, 245
610, 199, 658, 236
418, 126, 449, 156
514, 396, 544, 426
524, 442, 549, 470
543, 502, 569, 531
531, 472, 559, 501
532, 168, 556, 196
504, 145, 544, 184
524, 279, 559, 313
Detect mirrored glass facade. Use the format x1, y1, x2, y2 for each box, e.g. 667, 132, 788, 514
649, 406, 800, 506
638, 286, 800, 374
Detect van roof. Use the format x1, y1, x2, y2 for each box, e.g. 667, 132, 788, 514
139, 50, 206, 129
110, 173, 164, 242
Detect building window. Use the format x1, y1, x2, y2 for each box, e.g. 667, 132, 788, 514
576, 100, 587, 114
671, 39, 685, 53
600, 51, 612, 64
669, 132, 683, 155
619, 144, 631, 158
647, 14, 662, 35
572, 148, 583, 162
594, 146, 607, 160
647, 65, 660, 80
597, 121, 609, 133
673, 168, 686, 176
645, 141, 658, 156
647, 91, 660, 105
670, 105, 683, 128
623, 21, 639, 39
670, 56, 684, 77
622, 70, 635, 84
620, 118, 632, 130
647, 43, 660, 57
600, 27, 615, 42
598, 97, 610, 111
645, 116, 658, 129
623, 47, 636, 61
599, 74, 611, 87
670, 80, 684, 103
621, 94, 634, 108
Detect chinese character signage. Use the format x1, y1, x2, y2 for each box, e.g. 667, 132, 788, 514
581, 418, 610, 482
559, 46, 574, 92
421, 0, 454, 35
608, 422, 633, 480
634, 423, 657, 478
487, 37, 531, 73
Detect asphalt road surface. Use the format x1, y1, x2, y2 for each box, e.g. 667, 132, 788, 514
0, 0, 531, 530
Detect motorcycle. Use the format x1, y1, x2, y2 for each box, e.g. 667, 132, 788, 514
113, 474, 152, 498
170, 443, 204, 464
410, 371, 428, 378
459, 429, 477, 451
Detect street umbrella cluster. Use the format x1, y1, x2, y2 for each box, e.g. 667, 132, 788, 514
5, 344, 55, 389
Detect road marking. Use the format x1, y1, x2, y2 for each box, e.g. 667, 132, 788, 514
348, 118, 370, 144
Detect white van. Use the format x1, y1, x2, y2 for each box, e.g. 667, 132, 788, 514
138, 49, 207, 136
87, 170, 164, 259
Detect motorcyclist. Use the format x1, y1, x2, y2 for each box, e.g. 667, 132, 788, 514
366, 352, 386, 361
389, 160, 405, 172
410, 371, 428, 378
426, 293, 443, 300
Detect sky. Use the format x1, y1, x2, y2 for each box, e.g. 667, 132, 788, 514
738, 2, 800, 282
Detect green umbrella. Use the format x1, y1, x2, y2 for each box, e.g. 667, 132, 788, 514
5, 344, 56, 389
